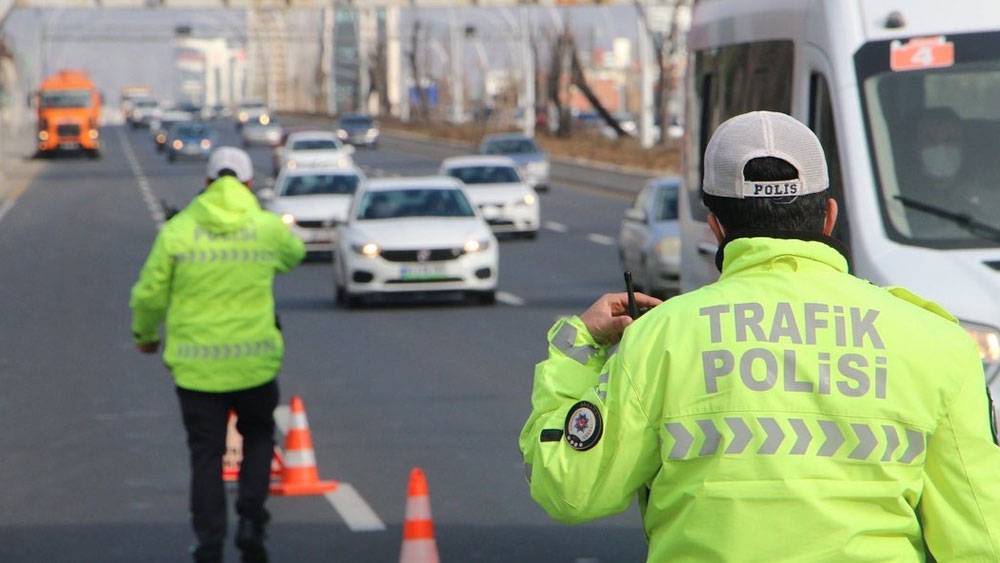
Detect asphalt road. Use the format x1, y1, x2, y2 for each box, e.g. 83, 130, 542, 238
0, 121, 649, 562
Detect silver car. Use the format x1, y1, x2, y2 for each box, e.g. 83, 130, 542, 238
479, 133, 550, 192
618, 177, 681, 297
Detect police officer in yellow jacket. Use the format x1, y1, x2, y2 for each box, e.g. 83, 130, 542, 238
520, 111, 1000, 562
131, 147, 305, 563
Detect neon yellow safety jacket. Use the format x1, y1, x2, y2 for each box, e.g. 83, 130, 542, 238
130, 176, 305, 392
520, 236, 1000, 562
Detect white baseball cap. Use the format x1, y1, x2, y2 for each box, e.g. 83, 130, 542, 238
702, 111, 828, 199
206, 146, 254, 183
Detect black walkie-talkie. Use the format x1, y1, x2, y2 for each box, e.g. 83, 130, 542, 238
624, 271, 640, 320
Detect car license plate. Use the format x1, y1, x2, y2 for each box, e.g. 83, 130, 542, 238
400, 264, 447, 280
60, 142, 80, 150
481, 205, 502, 219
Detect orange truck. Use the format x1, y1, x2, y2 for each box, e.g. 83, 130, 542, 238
35, 70, 102, 158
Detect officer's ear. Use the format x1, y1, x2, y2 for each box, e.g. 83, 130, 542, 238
822, 198, 839, 237
707, 213, 726, 244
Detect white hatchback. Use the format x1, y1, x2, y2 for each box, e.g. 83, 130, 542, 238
439, 155, 540, 238
259, 166, 365, 257
273, 130, 354, 175
334, 177, 499, 307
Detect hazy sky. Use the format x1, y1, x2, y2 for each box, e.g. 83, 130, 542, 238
1, 5, 641, 105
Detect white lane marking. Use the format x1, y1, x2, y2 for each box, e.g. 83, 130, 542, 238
543, 221, 568, 233
117, 128, 165, 227
0, 197, 18, 225
273, 405, 290, 435
325, 484, 386, 532
586, 233, 615, 246
497, 291, 526, 306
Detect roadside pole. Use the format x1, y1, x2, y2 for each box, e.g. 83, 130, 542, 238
520, 7, 535, 138
448, 9, 463, 124
637, 15, 655, 149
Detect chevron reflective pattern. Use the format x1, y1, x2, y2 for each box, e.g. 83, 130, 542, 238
662, 416, 926, 463
173, 339, 278, 360
174, 248, 278, 263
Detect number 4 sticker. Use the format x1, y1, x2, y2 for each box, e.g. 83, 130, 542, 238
891, 36, 955, 72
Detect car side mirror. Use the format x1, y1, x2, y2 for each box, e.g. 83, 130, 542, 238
624, 208, 646, 223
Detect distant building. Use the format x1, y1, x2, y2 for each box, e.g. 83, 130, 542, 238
174, 37, 245, 108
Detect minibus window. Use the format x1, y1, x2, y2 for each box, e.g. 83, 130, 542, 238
809, 73, 849, 250
687, 41, 794, 223
857, 32, 1000, 249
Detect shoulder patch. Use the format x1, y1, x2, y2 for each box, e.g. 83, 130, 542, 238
885, 286, 958, 323
564, 401, 603, 451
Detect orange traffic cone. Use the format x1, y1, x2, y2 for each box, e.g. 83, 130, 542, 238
269, 396, 338, 496
222, 410, 242, 482
399, 467, 439, 563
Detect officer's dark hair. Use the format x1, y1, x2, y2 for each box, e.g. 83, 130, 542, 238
702, 157, 827, 233
215, 168, 238, 179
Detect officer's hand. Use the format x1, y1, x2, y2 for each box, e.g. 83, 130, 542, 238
136, 341, 160, 354
580, 292, 662, 345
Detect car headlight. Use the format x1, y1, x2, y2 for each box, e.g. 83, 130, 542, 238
366, 128, 379, 138
351, 242, 380, 257
655, 237, 681, 261
287, 160, 298, 170
172, 140, 183, 150
259, 114, 270, 125
38, 130, 49, 141
156, 133, 166, 143
520, 193, 537, 206
238, 112, 249, 122
961, 321, 1000, 383
200, 139, 211, 150
464, 239, 490, 253
337, 129, 349, 140
281, 213, 295, 226
88, 129, 99, 140
528, 161, 548, 173
337, 157, 350, 168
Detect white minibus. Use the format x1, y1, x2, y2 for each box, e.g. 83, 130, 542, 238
680, 0, 1000, 392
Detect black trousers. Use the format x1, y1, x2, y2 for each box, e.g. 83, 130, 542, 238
176, 379, 280, 549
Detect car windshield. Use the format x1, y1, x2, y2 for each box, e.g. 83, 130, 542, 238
292, 139, 339, 151
41, 90, 91, 108
357, 189, 475, 220
135, 99, 157, 108
173, 124, 209, 137
857, 31, 1000, 248
655, 184, 679, 221
280, 174, 359, 196
447, 166, 521, 185
341, 116, 373, 127
483, 138, 539, 155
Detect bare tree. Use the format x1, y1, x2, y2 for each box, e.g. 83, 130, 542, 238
408, 20, 430, 120
567, 32, 629, 138
635, 0, 690, 144
547, 29, 572, 137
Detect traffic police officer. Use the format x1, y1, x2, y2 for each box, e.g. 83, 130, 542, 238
130, 147, 305, 563
520, 111, 1000, 561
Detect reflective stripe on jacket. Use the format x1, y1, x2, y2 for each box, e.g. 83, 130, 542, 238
130, 176, 305, 392
520, 236, 1000, 562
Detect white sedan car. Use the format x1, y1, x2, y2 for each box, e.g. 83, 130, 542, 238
334, 177, 499, 307
439, 155, 540, 238
259, 166, 365, 258
273, 130, 354, 175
